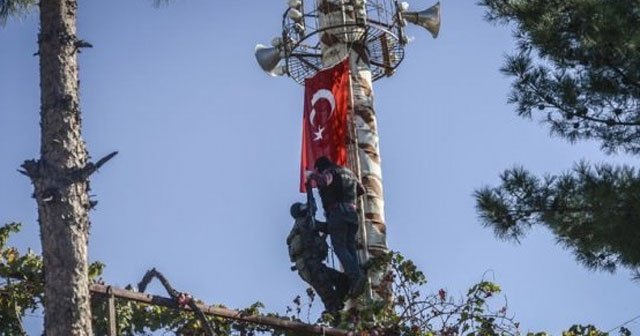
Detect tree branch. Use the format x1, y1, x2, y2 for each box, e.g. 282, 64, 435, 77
18, 151, 118, 183
73, 151, 118, 181
13, 296, 27, 336
606, 64, 640, 92
17, 159, 40, 179
91, 283, 349, 336
527, 82, 640, 127
137, 268, 216, 336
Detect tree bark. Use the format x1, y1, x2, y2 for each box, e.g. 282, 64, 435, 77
26, 0, 94, 334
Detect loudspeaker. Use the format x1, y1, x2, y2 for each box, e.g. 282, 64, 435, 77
404, 2, 441, 39
255, 44, 283, 76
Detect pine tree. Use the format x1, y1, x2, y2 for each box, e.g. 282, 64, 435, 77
475, 0, 640, 280
1, 0, 117, 334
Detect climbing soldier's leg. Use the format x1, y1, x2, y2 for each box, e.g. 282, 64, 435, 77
326, 211, 361, 284
327, 210, 366, 297
306, 261, 343, 313
326, 267, 349, 306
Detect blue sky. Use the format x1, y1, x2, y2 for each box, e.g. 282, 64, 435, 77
1, 1, 639, 334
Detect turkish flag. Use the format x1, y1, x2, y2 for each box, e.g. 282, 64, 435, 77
300, 59, 351, 192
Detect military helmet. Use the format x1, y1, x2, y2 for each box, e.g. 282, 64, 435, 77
290, 202, 308, 218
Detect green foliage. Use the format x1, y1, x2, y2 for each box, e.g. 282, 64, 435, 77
0, 222, 299, 335
475, 163, 640, 278
0, 0, 37, 25
345, 251, 521, 336
0, 223, 42, 335
476, 0, 640, 282
562, 324, 602, 336
560, 324, 632, 336
347, 252, 632, 335
479, 0, 640, 154
92, 296, 238, 336
0, 224, 633, 334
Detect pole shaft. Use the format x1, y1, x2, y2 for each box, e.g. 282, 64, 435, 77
107, 289, 117, 336
317, 0, 391, 302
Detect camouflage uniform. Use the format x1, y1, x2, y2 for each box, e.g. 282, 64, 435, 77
287, 215, 349, 313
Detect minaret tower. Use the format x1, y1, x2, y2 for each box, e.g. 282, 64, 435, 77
256, 0, 440, 302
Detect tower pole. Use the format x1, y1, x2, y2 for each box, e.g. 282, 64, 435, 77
317, 0, 391, 302
257, 0, 440, 307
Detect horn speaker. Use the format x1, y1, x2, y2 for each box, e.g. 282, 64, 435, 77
404, 2, 441, 38
254, 44, 283, 76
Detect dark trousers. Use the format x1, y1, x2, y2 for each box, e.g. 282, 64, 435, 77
297, 259, 349, 312
326, 208, 362, 286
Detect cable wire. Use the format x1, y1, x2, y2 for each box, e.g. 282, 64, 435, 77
606, 314, 640, 333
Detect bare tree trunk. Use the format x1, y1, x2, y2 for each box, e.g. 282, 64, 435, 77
22, 0, 94, 334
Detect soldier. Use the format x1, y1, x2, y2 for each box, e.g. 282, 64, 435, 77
287, 202, 349, 314
306, 156, 367, 298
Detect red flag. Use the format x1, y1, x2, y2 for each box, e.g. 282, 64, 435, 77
300, 59, 351, 192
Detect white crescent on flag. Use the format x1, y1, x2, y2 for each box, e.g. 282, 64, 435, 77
309, 89, 336, 127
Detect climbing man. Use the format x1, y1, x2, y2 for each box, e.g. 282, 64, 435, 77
287, 202, 350, 314
306, 156, 367, 298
